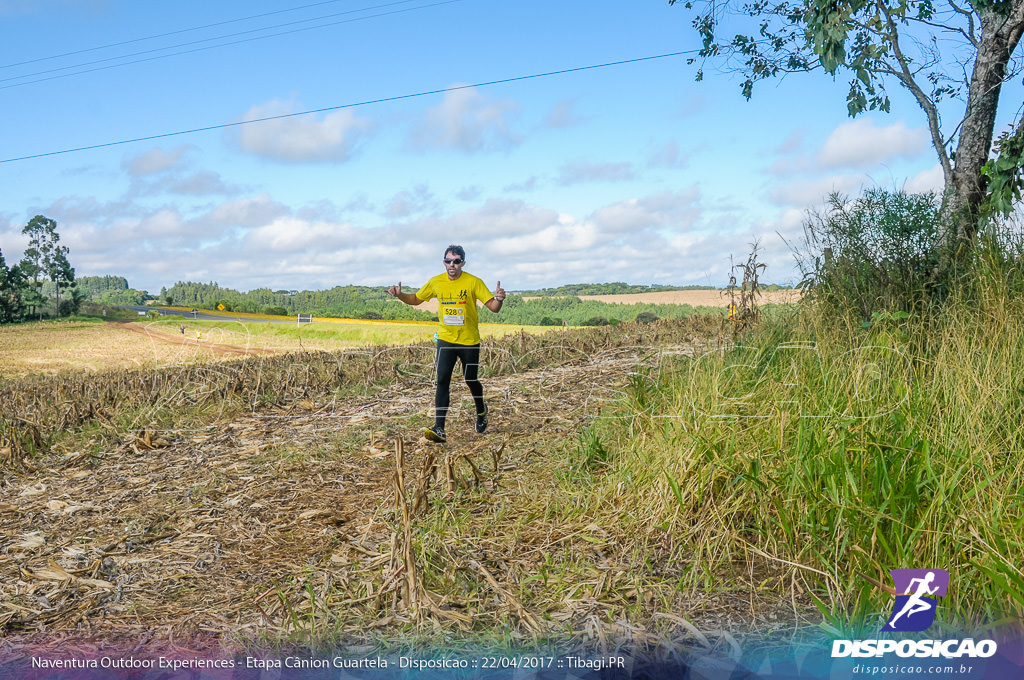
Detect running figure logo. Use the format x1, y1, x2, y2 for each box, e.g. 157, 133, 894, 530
883, 569, 949, 632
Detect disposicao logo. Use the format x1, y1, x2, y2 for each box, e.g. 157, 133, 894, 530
831, 568, 999, 659
884, 568, 948, 632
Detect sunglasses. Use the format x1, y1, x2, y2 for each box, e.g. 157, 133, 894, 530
443, 258, 464, 265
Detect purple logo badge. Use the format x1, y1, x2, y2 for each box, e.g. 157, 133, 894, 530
884, 569, 949, 632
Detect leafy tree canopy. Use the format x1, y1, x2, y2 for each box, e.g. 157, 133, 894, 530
19, 214, 77, 319
671, 0, 1024, 240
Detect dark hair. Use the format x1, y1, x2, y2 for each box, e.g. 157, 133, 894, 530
444, 244, 466, 261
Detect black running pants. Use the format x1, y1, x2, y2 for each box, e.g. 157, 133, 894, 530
434, 339, 485, 428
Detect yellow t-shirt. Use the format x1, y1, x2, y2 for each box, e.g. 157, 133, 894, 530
416, 271, 494, 345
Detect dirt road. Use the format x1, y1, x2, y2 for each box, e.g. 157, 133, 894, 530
112, 321, 278, 358
2, 340, 784, 654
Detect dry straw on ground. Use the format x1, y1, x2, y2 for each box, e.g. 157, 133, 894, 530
1, 318, 802, 657
0, 321, 276, 379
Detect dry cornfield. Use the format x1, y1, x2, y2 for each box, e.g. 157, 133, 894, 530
0, 319, 547, 379
1, 317, 802, 659
0, 321, 276, 379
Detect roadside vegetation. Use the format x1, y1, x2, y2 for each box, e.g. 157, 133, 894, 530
574, 190, 1024, 636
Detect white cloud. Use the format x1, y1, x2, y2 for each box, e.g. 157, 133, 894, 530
122, 146, 192, 176
503, 176, 539, 193
444, 200, 560, 239
647, 141, 689, 169
42, 195, 135, 222
0, 220, 28, 260
455, 186, 482, 201
556, 161, 635, 186
120, 146, 240, 197
234, 99, 371, 163
409, 85, 520, 152
136, 210, 195, 241
775, 129, 807, 154
818, 118, 929, 169
545, 99, 583, 129
489, 220, 599, 256
590, 189, 701, 233
205, 195, 289, 227
88, 209, 238, 252
13, 182, 803, 294
166, 171, 239, 196
385, 185, 435, 218
768, 173, 869, 207
904, 164, 945, 194
244, 217, 359, 253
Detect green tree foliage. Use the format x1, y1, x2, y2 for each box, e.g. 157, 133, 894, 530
797, 189, 943, 318
496, 295, 708, 325
163, 281, 437, 322
59, 287, 87, 317
981, 122, 1024, 219
670, 0, 1024, 242
635, 311, 661, 324
580, 316, 611, 326
19, 218, 49, 319
161, 280, 721, 325
47, 242, 75, 316
46, 276, 144, 305
0, 248, 28, 324
522, 282, 714, 296
76, 275, 129, 296
19, 215, 76, 319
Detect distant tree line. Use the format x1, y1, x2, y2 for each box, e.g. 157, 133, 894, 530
163, 281, 437, 322
495, 294, 715, 326
72, 275, 149, 306
0, 215, 83, 324
158, 280, 729, 326
521, 281, 794, 296
520, 282, 715, 296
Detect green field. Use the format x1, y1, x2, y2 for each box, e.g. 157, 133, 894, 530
150, 315, 557, 346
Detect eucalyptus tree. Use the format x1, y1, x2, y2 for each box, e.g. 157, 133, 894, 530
20, 215, 76, 318
0, 248, 28, 324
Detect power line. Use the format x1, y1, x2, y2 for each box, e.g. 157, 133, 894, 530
0, 0, 407, 70
1, 0, 459, 89
1, 51, 694, 164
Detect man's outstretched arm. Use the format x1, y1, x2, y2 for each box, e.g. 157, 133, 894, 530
387, 281, 423, 306
484, 280, 505, 313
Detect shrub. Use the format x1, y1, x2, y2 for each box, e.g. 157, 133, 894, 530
797, 189, 942, 319
262, 305, 289, 317
580, 316, 610, 326
635, 311, 660, 324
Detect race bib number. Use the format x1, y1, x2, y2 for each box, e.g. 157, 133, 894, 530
442, 306, 465, 326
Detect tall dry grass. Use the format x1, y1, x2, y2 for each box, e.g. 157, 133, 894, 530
570, 244, 1024, 635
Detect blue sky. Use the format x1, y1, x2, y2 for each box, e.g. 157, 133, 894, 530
1, 0, 1013, 294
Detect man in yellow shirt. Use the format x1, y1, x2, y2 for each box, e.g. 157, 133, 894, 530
387, 245, 505, 443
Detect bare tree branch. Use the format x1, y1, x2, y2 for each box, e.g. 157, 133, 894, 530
876, 0, 954, 181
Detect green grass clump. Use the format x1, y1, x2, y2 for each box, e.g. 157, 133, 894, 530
574, 265, 1024, 635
